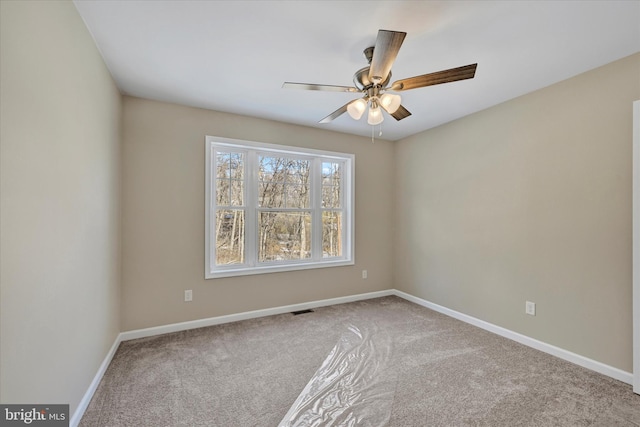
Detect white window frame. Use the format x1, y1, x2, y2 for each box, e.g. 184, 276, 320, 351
205, 136, 355, 279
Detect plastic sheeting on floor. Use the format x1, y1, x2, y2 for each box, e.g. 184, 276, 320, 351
279, 324, 396, 427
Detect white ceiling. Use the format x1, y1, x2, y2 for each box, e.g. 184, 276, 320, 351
73, 1, 640, 141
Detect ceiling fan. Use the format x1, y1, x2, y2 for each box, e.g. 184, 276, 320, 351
283, 29, 477, 126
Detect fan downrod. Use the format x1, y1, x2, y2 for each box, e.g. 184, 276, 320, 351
363, 46, 374, 64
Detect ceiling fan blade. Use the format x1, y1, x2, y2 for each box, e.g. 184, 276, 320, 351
390, 63, 477, 91
368, 30, 406, 84
319, 102, 351, 123
391, 105, 412, 121
283, 82, 358, 93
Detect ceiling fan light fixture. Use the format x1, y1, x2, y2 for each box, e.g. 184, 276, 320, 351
347, 98, 367, 120
283, 29, 477, 128
379, 93, 402, 114
367, 100, 384, 125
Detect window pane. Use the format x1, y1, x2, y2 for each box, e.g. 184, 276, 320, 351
217, 153, 230, 178
230, 179, 243, 206
259, 211, 311, 262
216, 178, 230, 206
322, 211, 342, 258
287, 184, 309, 208
322, 186, 334, 208
215, 209, 245, 265
217, 151, 244, 207
286, 160, 310, 184
322, 162, 341, 208
259, 156, 310, 208
322, 162, 341, 183
259, 182, 285, 207
229, 152, 244, 179
286, 158, 309, 207
322, 185, 341, 208
259, 156, 285, 182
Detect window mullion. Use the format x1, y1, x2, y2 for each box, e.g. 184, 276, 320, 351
311, 157, 323, 261
343, 159, 352, 260
336, 160, 343, 261
245, 149, 258, 267
208, 145, 215, 273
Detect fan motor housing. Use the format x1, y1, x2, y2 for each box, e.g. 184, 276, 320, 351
353, 66, 391, 91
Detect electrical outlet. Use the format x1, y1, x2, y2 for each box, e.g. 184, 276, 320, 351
362, 270, 368, 279
525, 301, 536, 316
185, 290, 193, 302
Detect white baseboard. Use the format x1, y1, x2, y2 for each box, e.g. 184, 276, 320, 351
392, 289, 633, 385
70, 332, 123, 427
73, 287, 633, 425
120, 289, 394, 341
70, 290, 392, 425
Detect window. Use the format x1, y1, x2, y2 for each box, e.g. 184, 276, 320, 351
205, 136, 354, 278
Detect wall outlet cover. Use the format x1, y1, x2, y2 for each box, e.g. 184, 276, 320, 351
525, 301, 536, 316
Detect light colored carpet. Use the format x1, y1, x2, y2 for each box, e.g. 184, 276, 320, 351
80, 296, 640, 426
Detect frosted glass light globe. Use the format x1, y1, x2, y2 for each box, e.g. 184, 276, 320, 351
347, 98, 367, 120
367, 104, 384, 125
379, 93, 401, 114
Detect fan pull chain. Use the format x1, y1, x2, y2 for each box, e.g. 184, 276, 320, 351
371, 123, 382, 143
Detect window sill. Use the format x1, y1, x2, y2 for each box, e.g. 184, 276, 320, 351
206, 259, 354, 279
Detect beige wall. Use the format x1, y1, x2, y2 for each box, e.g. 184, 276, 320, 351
2, 0, 637, 412
394, 53, 640, 372
121, 97, 394, 331
0, 0, 121, 414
